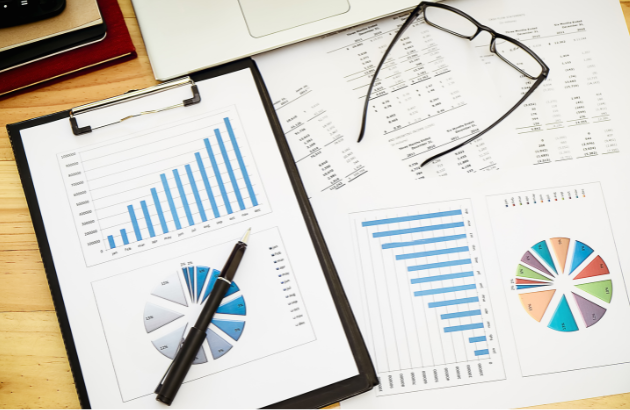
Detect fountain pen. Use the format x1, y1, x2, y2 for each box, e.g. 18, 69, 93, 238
155, 228, 251, 406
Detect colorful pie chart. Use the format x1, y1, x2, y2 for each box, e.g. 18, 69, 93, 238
516, 238, 612, 332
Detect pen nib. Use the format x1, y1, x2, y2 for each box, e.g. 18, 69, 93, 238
241, 228, 251, 244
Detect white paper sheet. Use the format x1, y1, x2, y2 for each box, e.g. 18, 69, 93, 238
254, 0, 630, 195
19, 68, 358, 408
253, 0, 630, 406
310, 155, 630, 408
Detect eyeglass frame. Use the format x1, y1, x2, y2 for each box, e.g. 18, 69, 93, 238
357, 1, 550, 167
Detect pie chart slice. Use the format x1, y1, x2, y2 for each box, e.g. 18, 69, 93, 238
217, 296, 247, 315
151, 324, 186, 359
518, 289, 556, 322
206, 328, 233, 359
550, 237, 570, 274
195, 266, 210, 300
201, 269, 240, 303
521, 250, 553, 277
575, 280, 613, 303
201, 269, 222, 303
212, 319, 246, 341
517, 284, 551, 290
547, 295, 578, 332
182, 267, 193, 299
573, 292, 607, 328
531, 240, 557, 275
569, 241, 594, 275
516, 278, 551, 285
193, 345, 208, 364
516, 264, 552, 282
151, 273, 188, 307
573, 256, 609, 280
144, 302, 184, 333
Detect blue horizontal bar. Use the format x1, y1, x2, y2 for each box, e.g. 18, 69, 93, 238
373, 222, 464, 238
429, 297, 479, 308
469, 336, 487, 343
397, 246, 469, 260
474, 349, 489, 356
517, 284, 551, 290
444, 322, 484, 333
411, 271, 474, 284
441, 309, 481, 320
107, 235, 115, 249
408, 258, 472, 272
414, 283, 476, 297
372, 222, 464, 238
362, 210, 462, 227
382, 234, 467, 250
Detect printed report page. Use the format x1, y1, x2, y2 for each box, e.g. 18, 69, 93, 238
253, 0, 630, 406
310, 155, 630, 408
18, 68, 358, 408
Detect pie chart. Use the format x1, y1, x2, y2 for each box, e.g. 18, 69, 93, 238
515, 238, 612, 332
143, 265, 246, 363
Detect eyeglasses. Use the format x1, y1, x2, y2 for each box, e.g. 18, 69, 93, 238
357, 1, 550, 167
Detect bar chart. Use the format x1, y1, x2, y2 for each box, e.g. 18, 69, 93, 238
351, 200, 504, 396
58, 108, 270, 266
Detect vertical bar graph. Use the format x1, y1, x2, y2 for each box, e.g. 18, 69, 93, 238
59, 109, 271, 264
350, 200, 504, 396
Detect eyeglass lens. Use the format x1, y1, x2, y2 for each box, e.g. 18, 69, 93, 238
424, 6, 543, 78
494, 39, 543, 78
424, 6, 477, 37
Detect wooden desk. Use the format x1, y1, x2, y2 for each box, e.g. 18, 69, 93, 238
1, 1, 630, 408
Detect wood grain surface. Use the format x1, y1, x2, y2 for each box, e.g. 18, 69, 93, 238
1, 1, 630, 408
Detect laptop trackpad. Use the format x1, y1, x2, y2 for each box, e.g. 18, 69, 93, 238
238, 0, 350, 38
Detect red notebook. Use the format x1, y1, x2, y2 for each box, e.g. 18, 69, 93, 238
0, 0, 136, 96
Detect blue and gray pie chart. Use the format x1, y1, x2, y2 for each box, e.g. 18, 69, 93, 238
143, 265, 246, 363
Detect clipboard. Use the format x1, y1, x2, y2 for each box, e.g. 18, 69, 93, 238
7, 58, 377, 409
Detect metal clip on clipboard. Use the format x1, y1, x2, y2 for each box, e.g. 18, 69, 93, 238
68, 76, 201, 135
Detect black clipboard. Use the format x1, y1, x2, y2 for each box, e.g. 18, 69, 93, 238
7, 58, 377, 408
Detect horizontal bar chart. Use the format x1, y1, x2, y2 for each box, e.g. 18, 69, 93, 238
351, 200, 503, 395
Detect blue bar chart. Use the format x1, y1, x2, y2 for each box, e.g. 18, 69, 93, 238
58, 108, 270, 266
351, 200, 504, 395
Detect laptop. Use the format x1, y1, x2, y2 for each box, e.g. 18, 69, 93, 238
132, 0, 419, 80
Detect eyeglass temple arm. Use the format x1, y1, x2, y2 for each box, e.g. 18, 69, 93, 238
419, 74, 548, 168
357, 5, 424, 143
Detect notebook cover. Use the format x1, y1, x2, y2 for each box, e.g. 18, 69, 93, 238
0, 0, 101, 51
0, 22, 107, 72
0, 0, 136, 97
